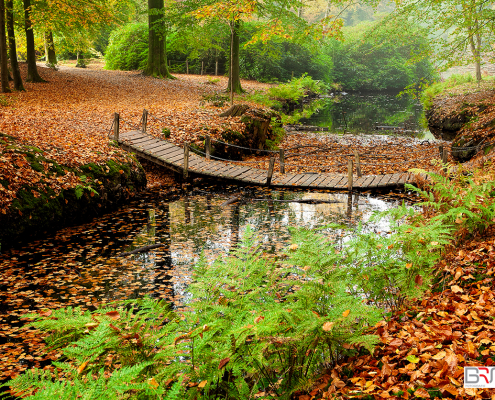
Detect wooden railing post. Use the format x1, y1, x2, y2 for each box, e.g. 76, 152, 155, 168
201, 61, 204, 75
279, 149, 285, 173
142, 109, 148, 133
266, 157, 275, 186
439, 145, 444, 161
186, 59, 189, 74
113, 113, 120, 141
205, 136, 211, 160
354, 150, 362, 178
347, 159, 353, 191
184, 143, 189, 179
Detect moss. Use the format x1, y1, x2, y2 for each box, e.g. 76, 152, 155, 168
81, 162, 104, 175
0, 179, 9, 189
0, 138, 147, 249
0, 132, 16, 140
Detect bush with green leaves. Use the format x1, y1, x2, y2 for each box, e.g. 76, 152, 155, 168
245, 74, 333, 124
105, 22, 148, 71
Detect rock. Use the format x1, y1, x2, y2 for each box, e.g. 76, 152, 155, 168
425, 103, 471, 141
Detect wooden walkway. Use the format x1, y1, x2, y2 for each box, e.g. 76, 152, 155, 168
118, 130, 417, 190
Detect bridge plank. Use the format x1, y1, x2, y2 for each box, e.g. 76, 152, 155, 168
366, 175, 382, 189
286, 174, 307, 186
127, 137, 159, 146
299, 174, 320, 187
310, 174, 330, 188
319, 175, 342, 188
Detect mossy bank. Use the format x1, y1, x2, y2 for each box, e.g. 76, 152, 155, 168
0, 134, 147, 249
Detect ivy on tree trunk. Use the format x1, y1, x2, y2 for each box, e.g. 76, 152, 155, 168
6, 0, 24, 91
23, 0, 45, 82
227, 20, 243, 94
0, 0, 10, 93
145, 0, 174, 79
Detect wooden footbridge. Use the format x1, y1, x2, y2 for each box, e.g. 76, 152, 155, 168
112, 113, 420, 190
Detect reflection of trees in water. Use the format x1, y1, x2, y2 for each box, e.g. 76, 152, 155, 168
301, 93, 423, 133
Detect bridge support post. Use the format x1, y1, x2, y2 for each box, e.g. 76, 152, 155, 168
347, 159, 353, 191
142, 109, 148, 133
266, 157, 275, 187
113, 113, 120, 141
205, 136, 211, 160
279, 149, 285, 173
354, 151, 362, 178
183, 143, 189, 179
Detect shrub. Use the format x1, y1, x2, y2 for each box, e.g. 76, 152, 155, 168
105, 23, 148, 71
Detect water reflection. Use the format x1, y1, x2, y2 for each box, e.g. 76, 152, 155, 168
299, 92, 432, 138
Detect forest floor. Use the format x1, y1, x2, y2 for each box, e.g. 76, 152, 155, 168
1, 62, 495, 398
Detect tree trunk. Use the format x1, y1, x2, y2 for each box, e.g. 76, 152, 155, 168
145, 0, 174, 79
6, 0, 23, 91
227, 20, 243, 94
76, 51, 86, 68
23, 0, 45, 82
44, 31, 57, 67
0, 0, 10, 92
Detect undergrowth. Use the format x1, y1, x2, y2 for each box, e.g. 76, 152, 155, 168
3, 169, 494, 399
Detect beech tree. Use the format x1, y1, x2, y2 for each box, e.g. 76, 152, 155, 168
0, 0, 10, 92
145, 0, 174, 78
6, 0, 24, 90
24, 0, 45, 82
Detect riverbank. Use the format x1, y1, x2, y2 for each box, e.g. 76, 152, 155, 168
424, 76, 495, 161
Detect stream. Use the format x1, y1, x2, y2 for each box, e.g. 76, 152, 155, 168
0, 184, 403, 382
299, 91, 435, 139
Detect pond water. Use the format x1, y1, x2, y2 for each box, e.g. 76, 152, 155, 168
299, 91, 435, 139
0, 185, 402, 382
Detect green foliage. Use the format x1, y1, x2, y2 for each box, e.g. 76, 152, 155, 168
0, 95, 9, 106
203, 76, 220, 85
245, 74, 333, 124
74, 175, 99, 200
329, 20, 437, 91
200, 92, 230, 107
420, 73, 495, 110
407, 166, 495, 240
105, 23, 148, 71
161, 128, 171, 138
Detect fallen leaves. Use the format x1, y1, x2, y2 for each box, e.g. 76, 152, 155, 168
306, 226, 495, 399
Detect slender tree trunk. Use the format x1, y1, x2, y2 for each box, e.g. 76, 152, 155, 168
6, 0, 23, 91
23, 0, 45, 82
44, 31, 57, 67
145, 0, 174, 79
0, 0, 10, 92
227, 20, 243, 94
76, 51, 86, 68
